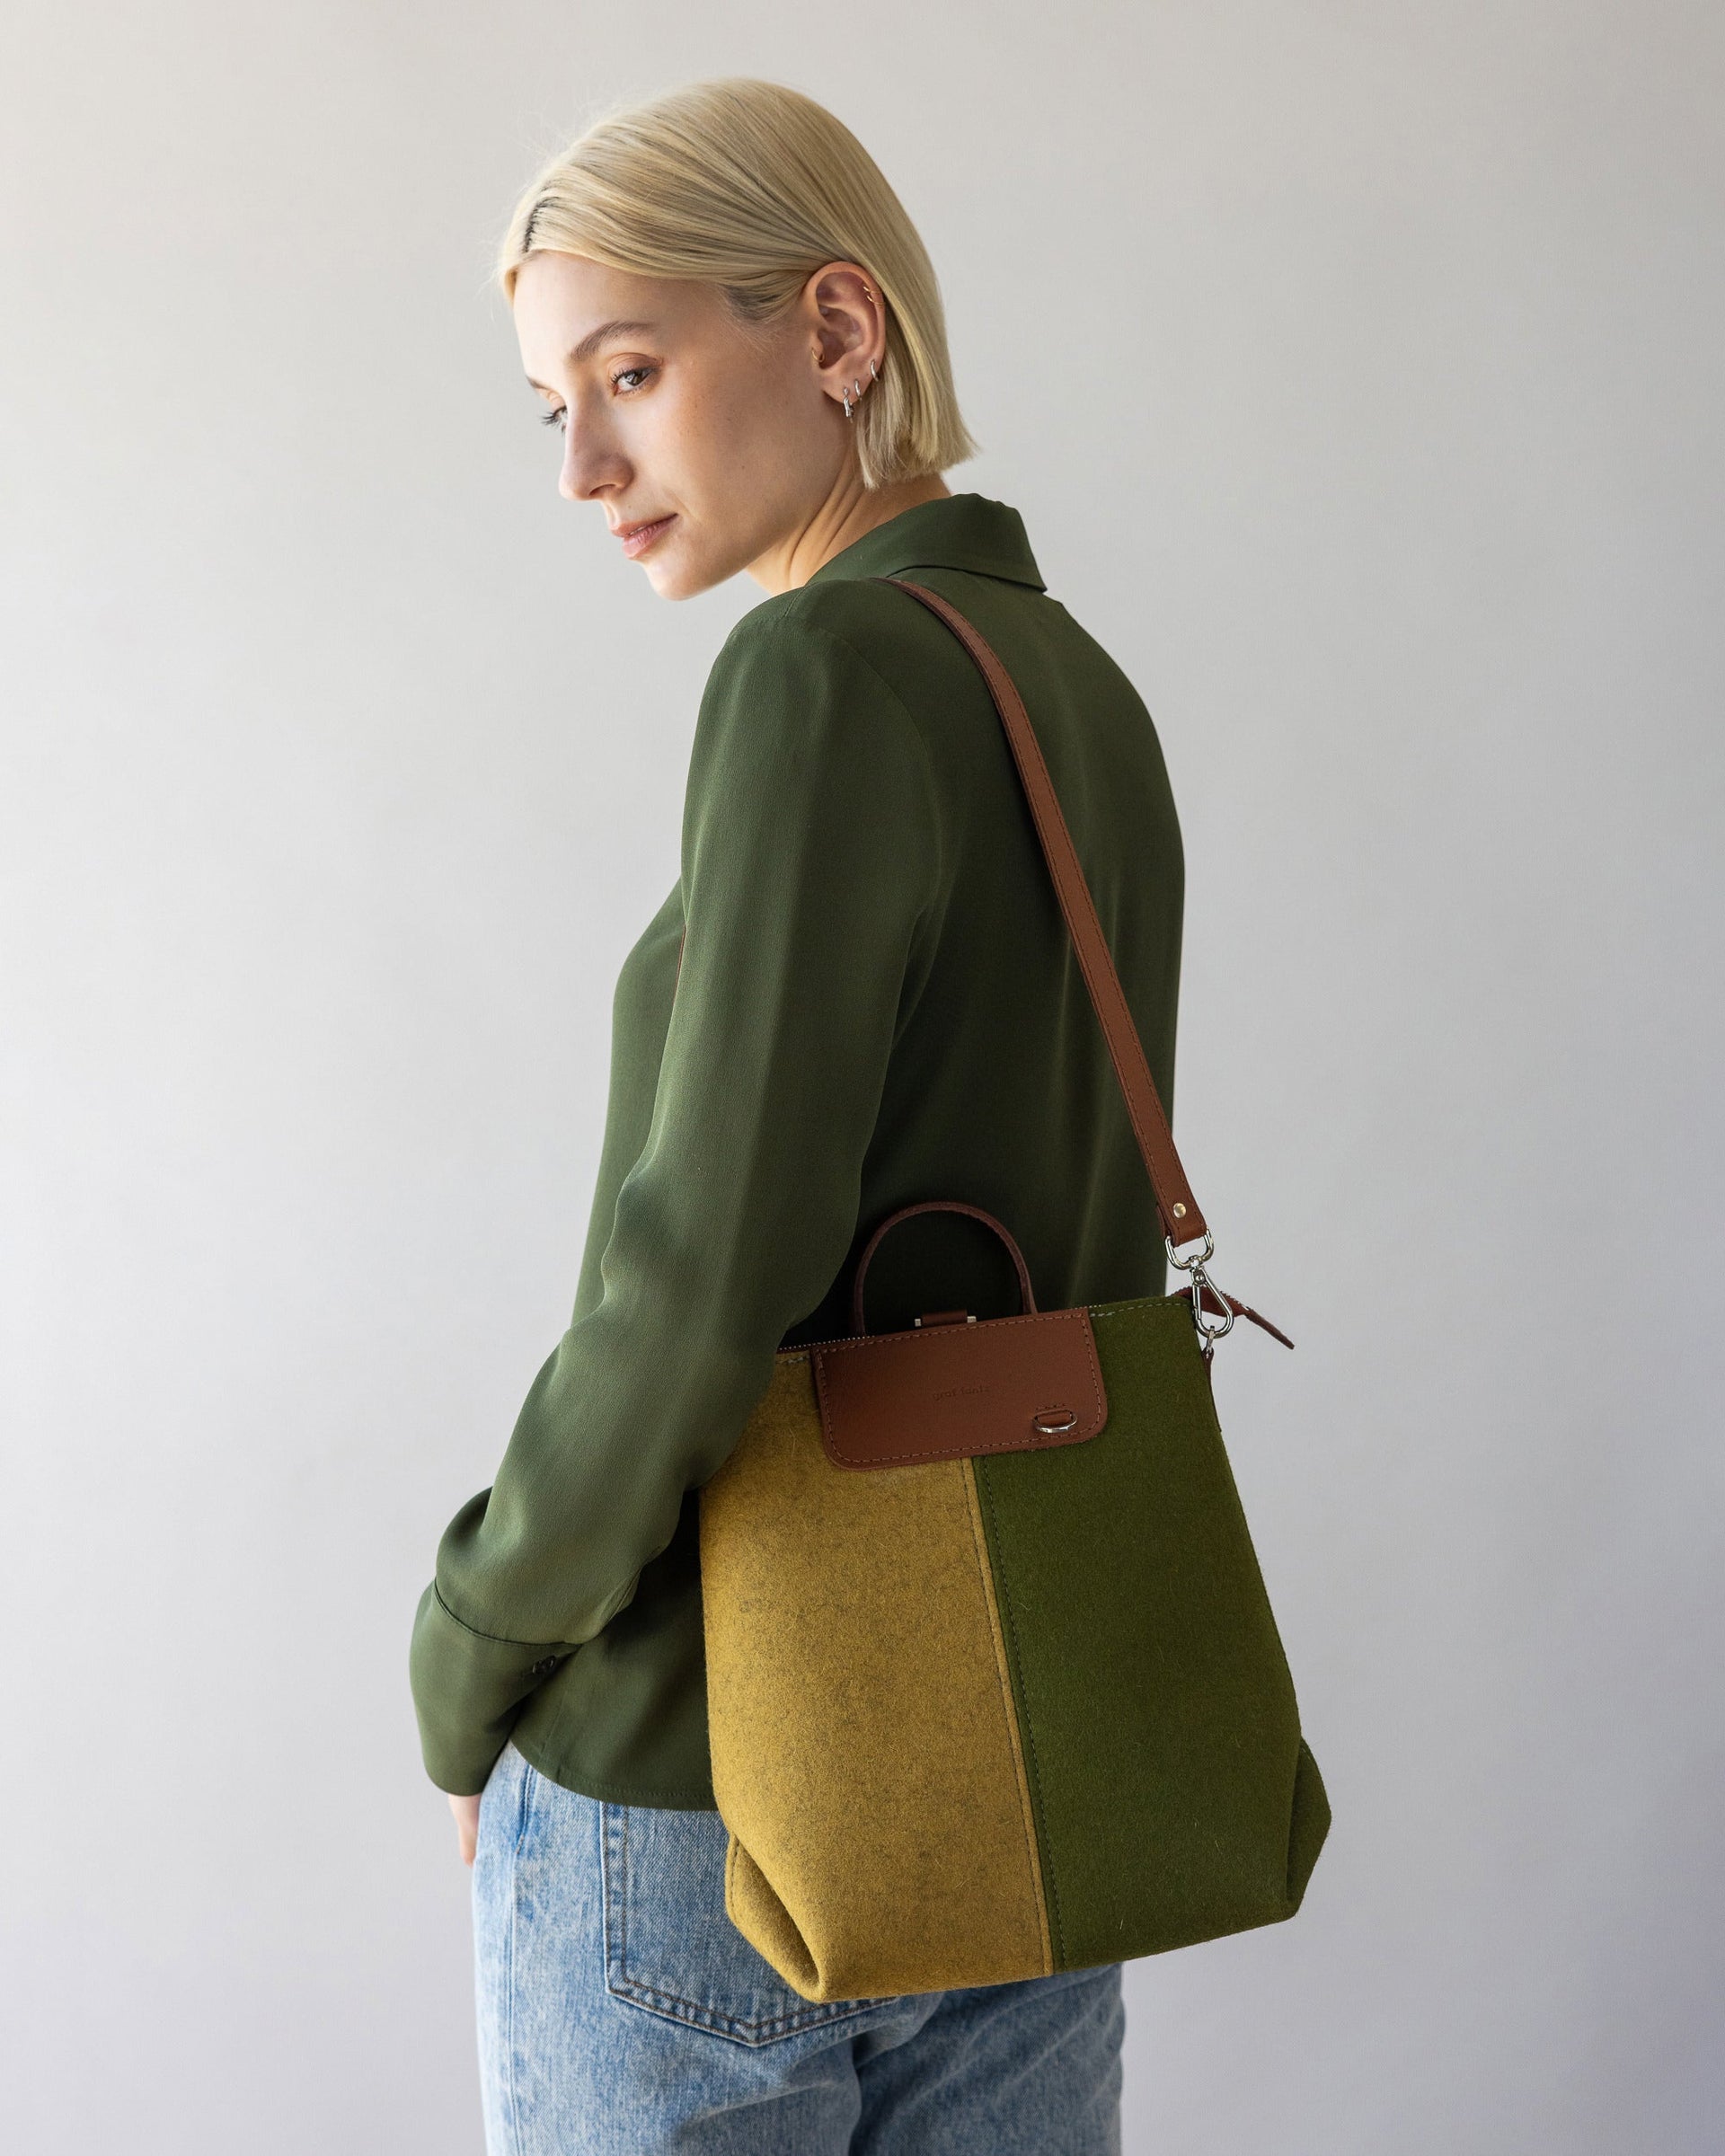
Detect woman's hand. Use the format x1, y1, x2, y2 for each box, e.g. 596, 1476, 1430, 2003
449, 1791, 482, 1866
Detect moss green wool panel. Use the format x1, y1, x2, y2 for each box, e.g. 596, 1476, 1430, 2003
972, 1295, 1329, 1970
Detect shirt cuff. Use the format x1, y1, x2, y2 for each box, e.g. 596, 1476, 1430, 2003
407, 1581, 567, 1795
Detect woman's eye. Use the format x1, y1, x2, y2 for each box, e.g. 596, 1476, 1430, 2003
536, 367, 650, 429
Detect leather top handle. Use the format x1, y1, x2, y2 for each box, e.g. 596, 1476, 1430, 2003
875, 576, 1209, 1250
849, 1198, 1037, 1337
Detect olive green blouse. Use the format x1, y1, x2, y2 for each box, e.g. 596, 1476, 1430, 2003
409, 491, 1187, 1807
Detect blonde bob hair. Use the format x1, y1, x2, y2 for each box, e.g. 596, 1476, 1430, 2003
498, 77, 979, 490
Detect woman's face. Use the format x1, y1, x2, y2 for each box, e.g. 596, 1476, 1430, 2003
511, 251, 871, 599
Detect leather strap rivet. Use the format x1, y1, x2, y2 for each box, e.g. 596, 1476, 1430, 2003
1172, 1203, 1187, 1219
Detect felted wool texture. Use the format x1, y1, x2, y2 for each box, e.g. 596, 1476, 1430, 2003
972, 1294, 1331, 1970
700, 1352, 1051, 2001
960, 1455, 1054, 1976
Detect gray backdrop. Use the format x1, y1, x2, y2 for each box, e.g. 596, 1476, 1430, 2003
3, 3, 1719, 2150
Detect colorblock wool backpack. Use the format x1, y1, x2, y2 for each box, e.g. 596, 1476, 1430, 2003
698, 578, 1329, 2002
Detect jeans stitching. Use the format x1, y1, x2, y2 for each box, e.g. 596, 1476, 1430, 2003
611, 1803, 623, 1992
600, 1801, 625, 1993
600, 1801, 883, 2045
605, 1973, 880, 2044
502, 1753, 536, 2156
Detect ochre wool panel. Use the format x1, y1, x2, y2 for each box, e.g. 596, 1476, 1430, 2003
701, 1352, 1052, 2001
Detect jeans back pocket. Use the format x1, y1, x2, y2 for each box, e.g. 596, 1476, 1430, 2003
600, 1801, 890, 2046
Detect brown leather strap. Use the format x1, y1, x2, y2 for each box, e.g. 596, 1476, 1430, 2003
875, 576, 1209, 1247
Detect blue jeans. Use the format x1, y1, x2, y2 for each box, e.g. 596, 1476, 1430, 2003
473, 1742, 1124, 2154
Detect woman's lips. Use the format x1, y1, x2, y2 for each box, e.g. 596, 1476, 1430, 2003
619, 514, 676, 558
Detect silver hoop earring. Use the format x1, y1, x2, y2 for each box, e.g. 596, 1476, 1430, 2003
869, 358, 879, 381
842, 387, 854, 421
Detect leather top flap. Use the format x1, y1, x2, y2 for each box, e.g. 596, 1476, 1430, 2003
811, 1307, 1108, 1471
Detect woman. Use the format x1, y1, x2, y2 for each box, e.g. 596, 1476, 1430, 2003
411, 76, 1189, 2153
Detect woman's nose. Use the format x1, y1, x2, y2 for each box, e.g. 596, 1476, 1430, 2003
559, 415, 624, 503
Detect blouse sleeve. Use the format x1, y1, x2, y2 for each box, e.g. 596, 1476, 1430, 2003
409, 609, 942, 1792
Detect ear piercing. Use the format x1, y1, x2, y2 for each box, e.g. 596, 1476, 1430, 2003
843, 281, 881, 420
843, 357, 881, 422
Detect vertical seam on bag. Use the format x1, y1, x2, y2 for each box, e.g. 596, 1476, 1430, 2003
962, 1456, 1055, 1976
972, 1459, 1067, 1970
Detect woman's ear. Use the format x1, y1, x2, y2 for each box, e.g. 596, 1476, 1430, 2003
804, 261, 884, 409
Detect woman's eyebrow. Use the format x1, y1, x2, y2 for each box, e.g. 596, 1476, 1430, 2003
525, 318, 660, 392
